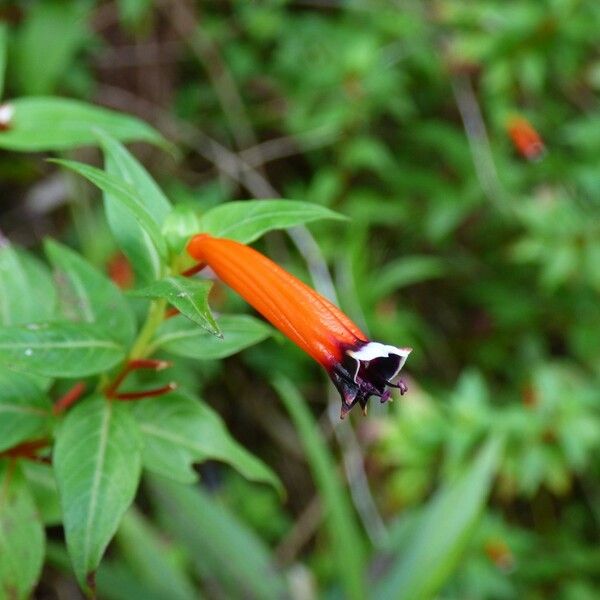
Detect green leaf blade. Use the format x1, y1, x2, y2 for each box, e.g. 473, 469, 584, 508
273, 376, 366, 600
50, 159, 168, 261
0, 321, 125, 377
99, 131, 172, 284
194, 199, 346, 245
132, 276, 219, 336
0, 97, 168, 151
148, 476, 288, 600
132, 391, 281, 493
0, 462, 46, 600
0, 245, 57, 326
45, 239, 136, 346
375, 436, 504, 600
152, 314, 271, 359
0, 367, 51, 452
53, 396, 142, 588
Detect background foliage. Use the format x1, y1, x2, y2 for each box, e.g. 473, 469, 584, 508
0, 1, 599, 598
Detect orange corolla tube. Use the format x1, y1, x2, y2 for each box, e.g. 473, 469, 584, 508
507, 116, 545, 161
187, 234, 412, 417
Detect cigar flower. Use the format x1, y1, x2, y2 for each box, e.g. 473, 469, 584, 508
187, 234, 411, 417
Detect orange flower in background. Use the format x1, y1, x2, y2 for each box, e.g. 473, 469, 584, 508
507, 116, 545, 161
187, 234, 412, 417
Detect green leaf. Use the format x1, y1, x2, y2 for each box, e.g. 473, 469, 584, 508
0, 23, 7, 99
99, 130, 171, 284
53, 396, 142, 588
0, 97, 167, 151
369, 255, 447, 301
273, 377, 366, 600
131, 276, 219, 336
196, 199, 346, 244
132, 392, 282, 492
51, 159, 168, 261
114, 508, 197, 600
375, 436, 503, 600
0, 367, 51, 452
0, 462, 45, 600
0, 244, 57, 326
161, 204, 202, 254
148, 475, 288, 600
45, 239, 136, 346
12, 1, 89, 95
0, 321, 125, 377
22, 461, 62, 526
152, 314, 271, 359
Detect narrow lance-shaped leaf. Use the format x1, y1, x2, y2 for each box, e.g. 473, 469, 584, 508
12, 1, 89, 95
374, 436, 503, 600
50, 159, 168, 261
0, 244, 57, 326
132, 392, 282, 493
114, 508, 198, 600
0, 367, 52, 452
151, 314, 271, 359
99, 130, 172, 284
0, 321, 125, 377
148, 475, 288, 600
45, 239, 136, 346
53, 396, 142, 588
0, 97, 168, 151
0, 23, 7, 99
22, 461, 62, 526
194, 199, 346, 245
273, 376, 366, 600
0, 462, 45, 600
131, 276, 220, 336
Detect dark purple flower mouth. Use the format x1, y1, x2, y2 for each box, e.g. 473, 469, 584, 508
329, 342, 412, 418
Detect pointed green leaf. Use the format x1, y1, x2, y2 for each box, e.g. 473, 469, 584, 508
51, 159, 167, 260
273, 376, 366, 600
0, 321, 125, 377
114, 508, 197, 600
132, 392, 281, 492
45, 239, 136, 346
151, 314, 271, 359
99, 131, 171, 284
54, 396, 142, 588
0, 462, 45, 600
22, 461, 62, 526
196, 199, 346, 244
12, 1, 89, 95
0, 97, 167, 151
0, 23, 7, 99
375, 436, 503, 600
0, 367, 51, 452
148, 476, 288, 600
131, 276, 219, 335
0, 244, 57, 326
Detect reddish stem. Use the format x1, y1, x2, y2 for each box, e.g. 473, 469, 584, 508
114, 382, 177, 401
105, 359, 171, 398
53, 382, 87, 415
1, 439, 50, 460
181, 261, 207, 277
165, 307, 180, 319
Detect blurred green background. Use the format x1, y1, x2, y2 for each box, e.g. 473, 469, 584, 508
1, 0, 599, 598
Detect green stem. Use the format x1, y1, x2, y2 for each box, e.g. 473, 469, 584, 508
129, 298, 167, 359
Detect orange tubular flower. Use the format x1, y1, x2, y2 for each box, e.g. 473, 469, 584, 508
187, 234, 412, 417
507, 116, 545, 161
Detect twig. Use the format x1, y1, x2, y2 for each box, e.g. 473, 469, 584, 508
451, 73, 509, 213
53, 382, 87, 415
163, 0, 258, 152
275, 495, 322, 564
